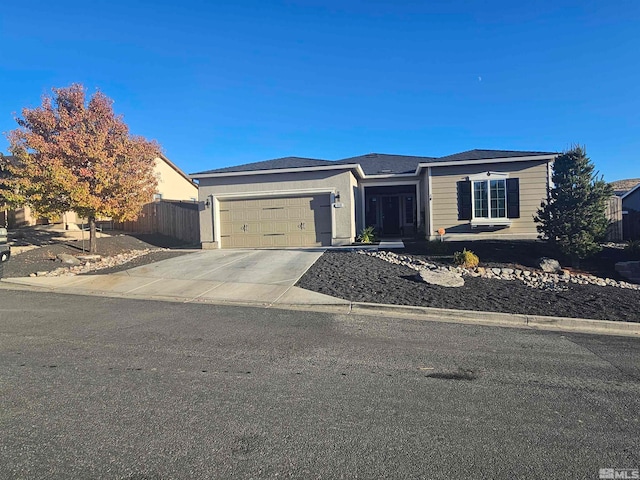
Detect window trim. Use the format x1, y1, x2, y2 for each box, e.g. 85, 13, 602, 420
468, 172, 512, 227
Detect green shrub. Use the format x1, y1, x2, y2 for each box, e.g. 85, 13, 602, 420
625, 240, 640, 259
357, 226, 376, 244
453, 248, 479, 268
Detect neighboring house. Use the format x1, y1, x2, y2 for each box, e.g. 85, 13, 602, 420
191, 149, 557, 249
0, 154, 197, 228
610, 178, 640, 197
619, 182, 640, 240
620, 182, 640, 212
609, 179, 640, 240
152, 154, 198, 202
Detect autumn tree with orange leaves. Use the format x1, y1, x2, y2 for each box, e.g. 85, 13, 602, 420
1, 84, 160, 253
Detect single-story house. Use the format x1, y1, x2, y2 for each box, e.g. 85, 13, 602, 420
190, 149, 557, 249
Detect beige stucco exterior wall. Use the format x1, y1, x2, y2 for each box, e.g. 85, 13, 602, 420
429, 160, 550, 240
348, 171, 359, 239
8, 205, 37, 227
197, 169, 357, 247
154, 158, 198, 201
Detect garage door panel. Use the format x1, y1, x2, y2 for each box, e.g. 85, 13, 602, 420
219, 209, 231, 222
272, 209, 288, 221
260, 207, 287, 221
240, 212, 258, 222
266, 233, 288, 247
219, 195, 332, 248
259, 221, 288, 235
287, 207, 307, 221
220, 234, 246, 248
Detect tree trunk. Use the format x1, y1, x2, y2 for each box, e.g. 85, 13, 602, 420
89, 216, 97, 253
570, 254, 580, 269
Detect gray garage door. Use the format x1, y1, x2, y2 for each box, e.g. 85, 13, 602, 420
219, 195, 332, 248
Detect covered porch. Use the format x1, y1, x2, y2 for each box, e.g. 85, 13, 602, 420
362, 184, 419, 238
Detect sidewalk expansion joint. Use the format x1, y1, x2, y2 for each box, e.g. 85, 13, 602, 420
124, 278, 163, 294
183, 282, 226, 303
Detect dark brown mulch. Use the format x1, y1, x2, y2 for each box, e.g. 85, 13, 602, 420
4, 233, 191, 278
295, 250, 640, 322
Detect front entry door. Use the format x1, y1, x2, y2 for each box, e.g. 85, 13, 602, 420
382, 196, 400, 235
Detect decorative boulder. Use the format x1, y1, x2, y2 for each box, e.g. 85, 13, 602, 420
415, 269, 465, 287
538, 257, 561, 273
56, 253, 82, 266
77, 254, 102, 262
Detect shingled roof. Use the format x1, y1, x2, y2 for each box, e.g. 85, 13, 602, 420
192, 156, 335, 175
191, 149, 557, 177
434, 149, 557, 162
335, 153, 436, 175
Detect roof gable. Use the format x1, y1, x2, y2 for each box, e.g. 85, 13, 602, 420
158, 154, 197, 186
335, 153, 436, 175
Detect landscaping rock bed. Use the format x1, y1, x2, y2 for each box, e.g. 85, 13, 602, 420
360, 250, 640, 292
296, 250, 640, 322
4, 233, 191, 278
29, 249, 177, 277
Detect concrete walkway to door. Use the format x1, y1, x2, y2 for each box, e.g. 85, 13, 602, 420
2, 249, 349, 307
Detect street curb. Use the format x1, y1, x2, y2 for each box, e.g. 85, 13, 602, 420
1, 280, 639, 337
346, 302, 640, 336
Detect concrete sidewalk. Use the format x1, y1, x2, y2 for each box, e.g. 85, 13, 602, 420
2, 249, 348, 307
2, 248, 639, 337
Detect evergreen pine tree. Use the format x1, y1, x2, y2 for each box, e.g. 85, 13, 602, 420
535, 146, 612, 267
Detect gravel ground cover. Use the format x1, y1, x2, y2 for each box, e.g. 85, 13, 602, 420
4, 233, 190, 278
400, 240, 631, 279
296, 244, 640, 322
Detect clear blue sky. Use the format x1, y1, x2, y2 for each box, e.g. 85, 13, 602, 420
1, 0, 638, 180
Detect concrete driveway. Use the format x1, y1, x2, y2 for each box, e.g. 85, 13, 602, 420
3, 249, 349, 307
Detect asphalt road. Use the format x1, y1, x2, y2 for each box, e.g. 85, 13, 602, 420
0, 290, 639, 479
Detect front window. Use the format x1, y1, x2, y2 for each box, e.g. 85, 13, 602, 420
473, 179, 506, 219
404, 196, 414, 225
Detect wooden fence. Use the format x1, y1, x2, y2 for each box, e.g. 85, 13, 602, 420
116, 200, 200, 244
605, 195, 624, 242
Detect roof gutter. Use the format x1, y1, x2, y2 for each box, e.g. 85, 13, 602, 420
190, 163, 365, 180
415, 154, 558, 175
190, 154, 558, 181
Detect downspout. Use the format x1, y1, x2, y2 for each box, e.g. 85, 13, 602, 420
427, 167, 434, 240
